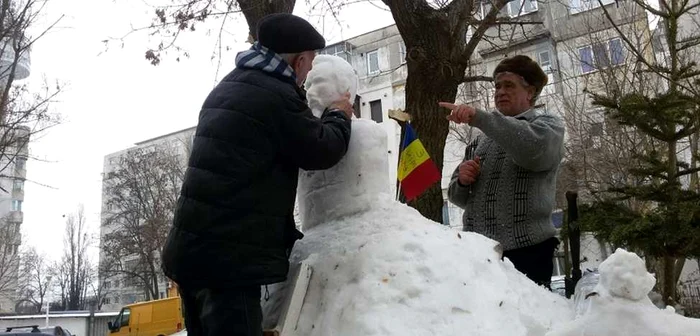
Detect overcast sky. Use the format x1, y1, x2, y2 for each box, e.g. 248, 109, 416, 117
21, 0, 394, 261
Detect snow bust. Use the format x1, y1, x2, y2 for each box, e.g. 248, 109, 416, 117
261, 54, 572, 336
297, 54, 392, 231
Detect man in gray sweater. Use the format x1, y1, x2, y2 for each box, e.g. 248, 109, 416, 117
441, 55, 565, 288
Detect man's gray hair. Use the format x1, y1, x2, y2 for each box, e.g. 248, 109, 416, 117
279, 53, 301, 65
495, 71, 541, 106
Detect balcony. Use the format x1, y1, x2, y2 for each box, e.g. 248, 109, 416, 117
0, 37, 31, 82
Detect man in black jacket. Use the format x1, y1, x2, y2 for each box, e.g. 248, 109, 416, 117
161, 13, 354, 336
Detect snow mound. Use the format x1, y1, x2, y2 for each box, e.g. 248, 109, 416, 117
304, 54, 358, 118
264, 120, 572, 335
546, 248, 700, 336
597, 248, 655, 301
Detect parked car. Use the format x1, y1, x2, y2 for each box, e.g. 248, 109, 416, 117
2, 325, 72, 336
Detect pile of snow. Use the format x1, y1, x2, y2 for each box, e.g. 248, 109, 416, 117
262, 54, 571, 335
546, 248, 700, 336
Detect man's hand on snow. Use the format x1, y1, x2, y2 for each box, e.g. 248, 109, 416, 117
439, 102, 476, 125
329, 92, 354, 119
458, 156, 480, 186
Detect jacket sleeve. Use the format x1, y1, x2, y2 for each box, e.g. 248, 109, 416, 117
447, 135, 479, 209
471, 109, 564, 172
278, 104, 352, 171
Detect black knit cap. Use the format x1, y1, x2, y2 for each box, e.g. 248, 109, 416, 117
256, 13, 326, 54
493, 55, 548, 94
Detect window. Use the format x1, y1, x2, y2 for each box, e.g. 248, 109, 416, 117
11, 200, 22, 212
104, 281, 111, 289
538, 50, 555, 95
12, 179, 23, 192
399, 42, 407, 64
120, 308, 131, 326
579, 38, 625, 73
593, 42, 610, 68
367, 50, 380, 75
103, 297, 111, 305
570, 0, 615, 13
114, 296, 120, 304
609, 38, 625, 65
322, 43, 351, 63
507, 0, 538, 16
114, 280, 120, 288
369, 100, 383, 123
579, 46, 595, 73
15, 157, 26, 170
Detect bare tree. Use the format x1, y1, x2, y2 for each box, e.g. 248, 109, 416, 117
101, 142, 186, 301
52, 206, 92, 311
0, 216, 20, 308
0, 0, 62, 186
17, 247, 50, 313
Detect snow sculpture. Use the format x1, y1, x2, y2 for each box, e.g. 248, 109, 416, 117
298, 55, 390, 231
546, 248, 700, 336
262, 55, 572, 336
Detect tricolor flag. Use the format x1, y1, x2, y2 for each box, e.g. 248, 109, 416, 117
397, 123, 441, 201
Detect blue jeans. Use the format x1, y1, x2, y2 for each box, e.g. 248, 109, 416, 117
179, 285, 262, 336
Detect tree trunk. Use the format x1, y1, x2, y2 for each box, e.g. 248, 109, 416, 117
238, 0, 296, 41
663, 255, 676, 306
387, 1, 470, 222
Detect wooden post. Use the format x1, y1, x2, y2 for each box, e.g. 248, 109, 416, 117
565, 191, 581, 298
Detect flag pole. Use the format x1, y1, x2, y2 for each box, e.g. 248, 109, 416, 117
389, 109, 411, 202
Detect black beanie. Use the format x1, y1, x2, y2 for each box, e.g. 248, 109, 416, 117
493, 55, 548, 95
256, 13, 326, 54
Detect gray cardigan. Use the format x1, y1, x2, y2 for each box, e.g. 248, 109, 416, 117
447, 108, 565, 251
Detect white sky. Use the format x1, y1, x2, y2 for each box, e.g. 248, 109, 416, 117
21, 0, 394, 261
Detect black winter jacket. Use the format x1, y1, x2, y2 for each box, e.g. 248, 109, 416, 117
161, 67, 351, 288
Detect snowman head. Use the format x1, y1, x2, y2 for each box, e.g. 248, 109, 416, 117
304, 55, 358, 118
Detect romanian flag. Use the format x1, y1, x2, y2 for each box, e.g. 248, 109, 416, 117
398, 123, 441, 201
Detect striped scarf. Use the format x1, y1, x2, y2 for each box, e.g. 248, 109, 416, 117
235, 42, 297, 82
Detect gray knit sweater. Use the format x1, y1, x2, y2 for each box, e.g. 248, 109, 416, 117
447, 108, 565, 251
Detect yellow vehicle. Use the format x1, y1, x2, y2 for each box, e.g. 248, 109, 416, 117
107, 297, 184, 336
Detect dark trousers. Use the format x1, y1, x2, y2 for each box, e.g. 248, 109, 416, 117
179, 285, 262, 336
503, 237, 559, 289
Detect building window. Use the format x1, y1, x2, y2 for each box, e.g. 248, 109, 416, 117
322, 43, 351, 63
12, 179, 23, 192
11, 200, 22, 212
538, 50, 555, 95
508, 0, 538, 16
104, 281, 111, 289
593, 42, 610, 68
367, 50, 380, 75
15, 157, 26, 170
399, 42, 407, 64
369, 100, 383, 123
609, 38, 625, 65
579, 38, 625, 73
579, 46, 595, 73
570, 0, 615, 13
103, 297, 110, 305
